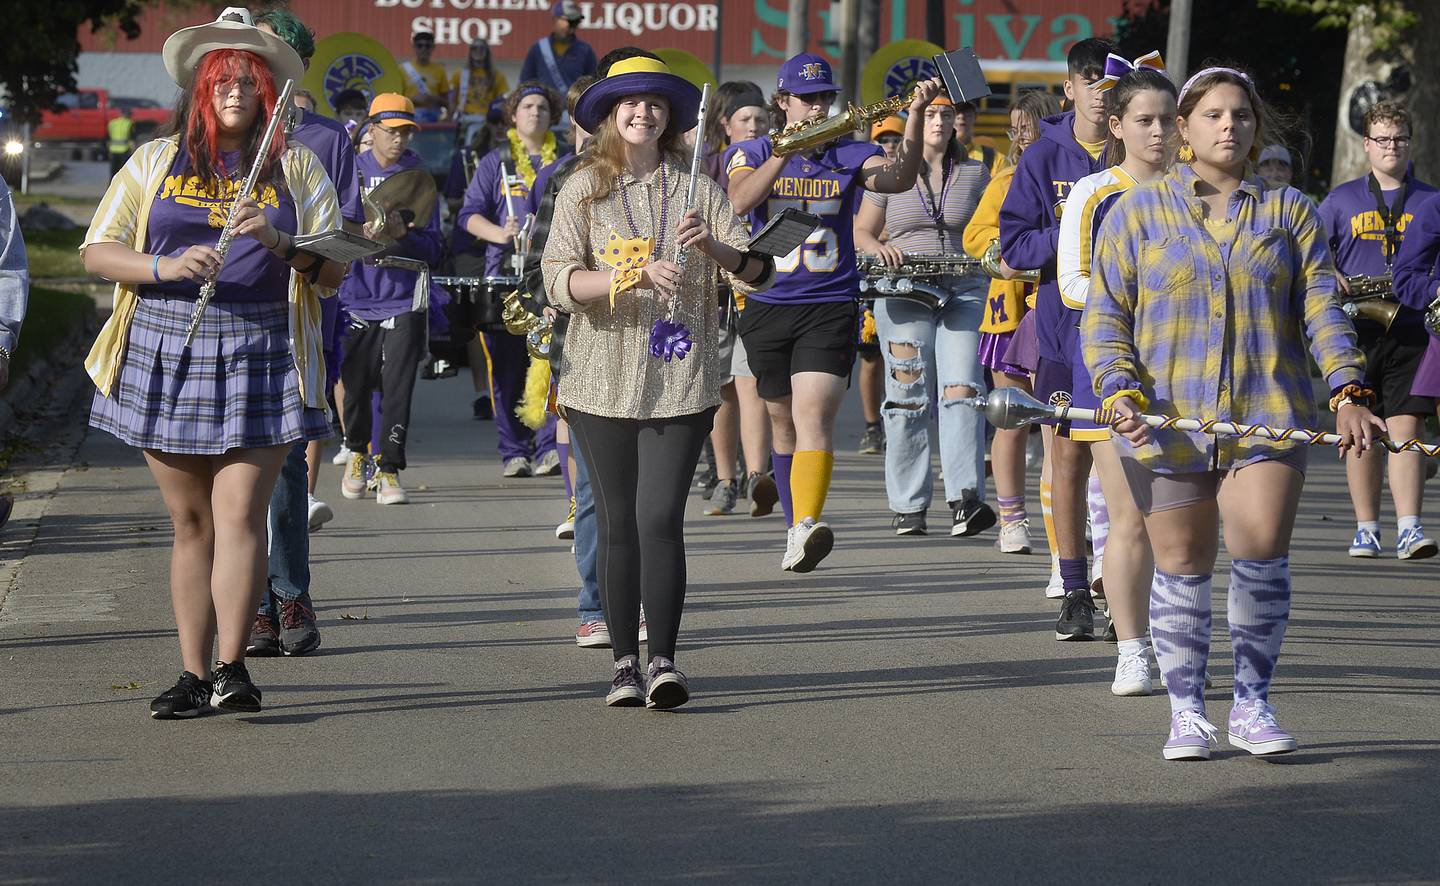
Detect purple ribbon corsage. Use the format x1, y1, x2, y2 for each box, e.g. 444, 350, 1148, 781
649, 317, 693, 362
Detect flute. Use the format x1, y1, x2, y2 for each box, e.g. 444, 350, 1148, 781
673, 83, 710, 278
184, 78, 295, 348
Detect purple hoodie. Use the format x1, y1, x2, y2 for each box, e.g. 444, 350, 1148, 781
340, 149, 444, 321
998, 111, 1105, 362
1393, 193, 1440, 312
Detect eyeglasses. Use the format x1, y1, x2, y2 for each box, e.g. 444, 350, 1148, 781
213, 77, 260, 97
1367, 135, 1411, 148
1005, 126, 1037, 140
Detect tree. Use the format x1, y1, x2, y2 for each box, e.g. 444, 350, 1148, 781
4, 0, 149, 126
1115, 0, 1347, 191
1261, 0, 1435, 184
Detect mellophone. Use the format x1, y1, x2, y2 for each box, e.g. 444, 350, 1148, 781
857, 253, 983, 310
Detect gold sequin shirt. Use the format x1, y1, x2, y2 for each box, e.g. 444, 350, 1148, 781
541, 157, 758, 419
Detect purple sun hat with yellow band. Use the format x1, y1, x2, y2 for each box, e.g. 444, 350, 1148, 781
573, 57, 702, 133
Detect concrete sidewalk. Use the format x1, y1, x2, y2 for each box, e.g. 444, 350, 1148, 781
1, 371, 1438, 883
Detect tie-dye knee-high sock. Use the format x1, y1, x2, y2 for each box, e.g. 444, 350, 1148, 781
1151, 569, 1213, 713
1227, 557, 1292, 703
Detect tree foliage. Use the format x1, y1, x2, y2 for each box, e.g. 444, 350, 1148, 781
1259, 0, 1418, 50
1115, 0, 1347, 190
3, 0, 154, 125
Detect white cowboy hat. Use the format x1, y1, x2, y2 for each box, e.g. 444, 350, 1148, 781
162, 7, 304, 89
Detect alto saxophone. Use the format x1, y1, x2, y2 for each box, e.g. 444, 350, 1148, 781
1340, 273, 1400, 331
858, 253, 981, 279
771, 94, 911, 156
500, 288, 553, 360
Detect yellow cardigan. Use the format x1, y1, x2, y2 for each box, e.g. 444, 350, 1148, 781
83, 137, 341, 410
963, 164, 1031, 334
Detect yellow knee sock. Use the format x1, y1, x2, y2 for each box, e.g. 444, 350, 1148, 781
1040, 475, 1058, 562
791, 450, 835, 523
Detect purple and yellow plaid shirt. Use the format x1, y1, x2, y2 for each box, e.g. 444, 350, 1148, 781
1081, 164, 1363, 474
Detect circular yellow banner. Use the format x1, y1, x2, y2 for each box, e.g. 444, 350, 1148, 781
861, 40, 945, 105
303, 33, 405, 120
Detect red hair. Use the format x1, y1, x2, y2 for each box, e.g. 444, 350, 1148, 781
184, 49, 285, 186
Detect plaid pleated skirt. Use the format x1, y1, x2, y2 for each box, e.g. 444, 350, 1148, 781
89, 297, 329, 455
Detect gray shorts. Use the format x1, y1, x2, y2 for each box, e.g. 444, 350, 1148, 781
717, 321, 753, 385
1119, 450, 1307, 515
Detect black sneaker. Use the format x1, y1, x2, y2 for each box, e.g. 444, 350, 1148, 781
279, 597, 322, 656
1055, 591, 1097, 641
646, 659, 690, 710
748, 472, 779, 518
950, 498, 998, 538
858, 423, 885, 455
211, 660, 263, 712
1101, 617, 1118, 642
473, 395, 493, 420
892, 511, 927, 536
606, 660, 646, 707
247, 611, 281, 657
150, 671, 213, 720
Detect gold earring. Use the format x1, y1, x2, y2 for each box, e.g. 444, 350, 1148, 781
1178, 143, 1195, 163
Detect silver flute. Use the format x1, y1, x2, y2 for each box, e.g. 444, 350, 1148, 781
673, 82, 710, 277
183, 78, 296, 348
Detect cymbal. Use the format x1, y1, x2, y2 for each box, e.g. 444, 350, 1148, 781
363, 168, 437, 242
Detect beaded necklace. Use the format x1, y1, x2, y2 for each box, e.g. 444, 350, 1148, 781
619, 159, 670, 258
916, 154, 954, 249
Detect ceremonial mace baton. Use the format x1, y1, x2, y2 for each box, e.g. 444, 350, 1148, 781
965, 387, 1440, 457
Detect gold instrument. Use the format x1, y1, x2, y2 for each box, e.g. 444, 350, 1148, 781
1426, 296, 1440, 336
771, 94, 911, 156
980, 239, 1040, 284
501, 288, 553, 360
859, 253, 980, 279
1341, 273, 1400, 331
363, 168, 438, 243
185, 78, 295, 348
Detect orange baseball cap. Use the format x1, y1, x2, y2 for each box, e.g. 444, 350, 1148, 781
871, 115, 904, 139
368, 93, 419, 129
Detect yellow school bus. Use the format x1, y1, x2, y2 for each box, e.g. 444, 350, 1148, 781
973, 60, 1070, 156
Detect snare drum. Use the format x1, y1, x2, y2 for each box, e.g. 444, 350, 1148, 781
432, 275, 519, 334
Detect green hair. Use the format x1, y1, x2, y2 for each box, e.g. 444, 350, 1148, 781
256, 8, 315, 62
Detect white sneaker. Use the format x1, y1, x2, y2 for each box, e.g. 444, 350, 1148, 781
995, 519, 1032, 554
781, 518, 833, 573
1044, 561, 1064, 599
1111, 650, 1153, 696
503, 456, 533, 478
331, 444, 353, 466
307, 495, 334, 532
374, 471, 409, 505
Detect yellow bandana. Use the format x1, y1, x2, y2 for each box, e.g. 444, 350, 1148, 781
595, 232, 653, 308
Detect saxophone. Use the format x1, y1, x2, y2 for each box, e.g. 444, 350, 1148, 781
1340, 273, 1400, 331
980, 239, 1040, 283
858, 253, 981, 279
501, 288, 553, 360
771, 94, 911, 156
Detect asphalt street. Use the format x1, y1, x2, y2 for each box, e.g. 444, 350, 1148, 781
2, 364, 1438, 883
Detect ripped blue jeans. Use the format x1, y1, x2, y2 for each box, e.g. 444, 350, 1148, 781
874, 293, 987, 514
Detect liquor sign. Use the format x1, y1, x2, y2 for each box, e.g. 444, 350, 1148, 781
79, 0, 1125, 65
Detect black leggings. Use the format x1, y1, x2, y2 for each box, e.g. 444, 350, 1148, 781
568, 407, 716, 662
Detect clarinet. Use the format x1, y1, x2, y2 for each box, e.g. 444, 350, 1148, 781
183, 78, 295, 348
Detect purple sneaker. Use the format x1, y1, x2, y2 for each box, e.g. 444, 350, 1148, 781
1227, 699, 1298, 755
605, 660, 646, 707
1163, 709, 1219, 761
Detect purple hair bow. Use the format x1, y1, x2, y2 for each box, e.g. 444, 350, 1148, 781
1095, 50, 1166, 92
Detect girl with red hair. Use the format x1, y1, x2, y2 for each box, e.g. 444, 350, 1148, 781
82, 9, 346, 720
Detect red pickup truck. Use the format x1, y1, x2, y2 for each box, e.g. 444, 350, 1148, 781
33, 88, 171, 160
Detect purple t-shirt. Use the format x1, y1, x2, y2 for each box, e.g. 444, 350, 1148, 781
290, 108, 364, 224
1318, 173, 1439, 278
140, 145, 296, 303
456, 146, 541, 277
722, 136, 883, 304
339, 149, 444, 321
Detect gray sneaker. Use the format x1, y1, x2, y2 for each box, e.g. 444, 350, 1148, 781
534, 450, 562, 476
279, 596, 321, 656
503, 457, 533, 478
858, 423, 885, 455
705, 480, 738, 515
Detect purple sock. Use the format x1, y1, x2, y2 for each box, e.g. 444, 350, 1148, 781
1059, 557, 1088, 594
1228, 557, 1291, 702
558, 442, 573, 498
1151, 569, 1213, 713
772, 452, 794, 526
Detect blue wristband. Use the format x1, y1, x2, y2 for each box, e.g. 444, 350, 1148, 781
151, 253, 162, 283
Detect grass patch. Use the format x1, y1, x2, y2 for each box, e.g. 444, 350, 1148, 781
14, 193, 99, 211
11, 285, 93, 380
22, 228, 86, 280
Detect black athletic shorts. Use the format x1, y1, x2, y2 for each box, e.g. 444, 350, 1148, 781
737, 299, 858, 400
1359, 322, 1437, 418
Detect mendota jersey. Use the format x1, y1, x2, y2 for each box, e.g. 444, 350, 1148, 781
723, 136, 882, 305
